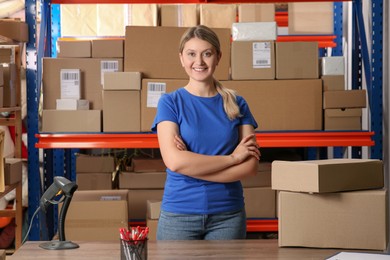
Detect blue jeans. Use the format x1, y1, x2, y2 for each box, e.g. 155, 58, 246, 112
157, 209, 247, 240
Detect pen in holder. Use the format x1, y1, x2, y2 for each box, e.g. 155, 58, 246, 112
120, 226, 149, 260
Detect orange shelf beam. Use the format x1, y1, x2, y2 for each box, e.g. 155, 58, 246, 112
35, 131, 375, 149
247, 219, 278, 232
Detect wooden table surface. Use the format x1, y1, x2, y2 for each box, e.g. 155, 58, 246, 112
8, 239, 384, 260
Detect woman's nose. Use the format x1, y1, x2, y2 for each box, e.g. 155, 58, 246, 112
195, 55, 204, 64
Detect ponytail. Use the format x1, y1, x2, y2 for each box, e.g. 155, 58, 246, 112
214, 79, 241, 120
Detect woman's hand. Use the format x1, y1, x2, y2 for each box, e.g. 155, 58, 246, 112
230, 134, 260, 164
174, 135, 187, 151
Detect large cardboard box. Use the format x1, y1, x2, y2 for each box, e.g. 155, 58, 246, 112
323, 90, 367, 109
42, 110, 101, 132
231, 41, 275, 80
200, 4, 236, 29
57, 40, 91, 58
103, 72, 141, 90
65, 190, 128, 241
272, 159, 384, 193
221, 79, 323, 131
241, 162, 271, 188
132, 157, 166, 173
160, 4, 198, 27
43, 58, 123, 110
125, 26, 230, 80
146, 218, 158, 241
119, 171, 166, 189
324, 108, 362, 130
102, 90, 140, 132
127, 189, 164, 220
244, 187, 276, 218
141, 79, 187, 132
4, 158, 22, 185
76, 154, 115, 173
91, 39, 124, 58
128, 4, 158, 26
278, 189, 388, 250
288, 2, 334, 35
275, 42, 319, 79
238, 3, 275, 22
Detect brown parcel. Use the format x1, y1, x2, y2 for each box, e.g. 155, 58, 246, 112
278, 189, 388, 250
324, 108, 362, 130
323, 89, 367, 109
42, 110, 101, 132
272, 159, 383, 193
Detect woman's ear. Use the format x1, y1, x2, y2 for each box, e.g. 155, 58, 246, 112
217, 52, 222, 65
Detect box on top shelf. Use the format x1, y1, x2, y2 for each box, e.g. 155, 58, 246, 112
124, 26, 231, 80
128, 4, 158, 26
324, 108, 362, 131
160, 4, 198, 27
60, 4, 98, 37
232, 22, 277, 41
91, 39, 124, 58
288, 2, 334, 35
272, 159, 384, 193
96, 4, 127, 36
278, 189, 388, 250
275, 42, 319, 79
238, 3, 275, 23
200, 4, 237, 29
57, 40, 91, 58
231, 40, 275, 80
323, 89, 367, 109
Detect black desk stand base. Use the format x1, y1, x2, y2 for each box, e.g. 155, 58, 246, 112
39, 240, 79, 250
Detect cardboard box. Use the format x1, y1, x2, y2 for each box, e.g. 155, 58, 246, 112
232, 22, 277, 41
322, 75, 345, 91
60, 5, 98, 37
288, 2, 334, 35
76, 154, 115, 173
127, 189, 164, 220
4, 158, 22, 185
132, 157, 166, 173
160, 4, 198, 27
275, 42, 319, 79
221, 79, 323, 131
128, 4, 158, 26
43, 58, 123, 110
91, 39, 124, 58
238, 3, 275, 22
103, 72, 141, 90
244, 187, 276, 218
56, 99, 89, 110
57, 40, 91, 58
125, 26, 231, 80
272, 159, 384, 193
119, 172, 166, 189
76, 173, 112, 190
231, 41, 275, 80
200, 4, 236, 29
0, 49, 11, 64
241, 164, 271, 188
0, 19, 29, 42
146, 218, 158, 241
324, 108, 362, 130
141, 79, 187, 132
278, 189, 388, 250
2, 63, 17, 107
102, 90, 140, 132
42, 110, 102, 132
323, 90, 367, 109
146, 200, 161, 220
65, 190, 128, 241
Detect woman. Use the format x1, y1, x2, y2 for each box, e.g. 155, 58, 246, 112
152, 25, 260, 240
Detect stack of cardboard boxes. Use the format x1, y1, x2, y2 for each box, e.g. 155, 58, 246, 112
272, 159, 387, 250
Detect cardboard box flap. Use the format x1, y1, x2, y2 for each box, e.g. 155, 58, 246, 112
325, 108, 362, 117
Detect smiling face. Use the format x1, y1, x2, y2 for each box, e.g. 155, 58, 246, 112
179, 37, 221, 84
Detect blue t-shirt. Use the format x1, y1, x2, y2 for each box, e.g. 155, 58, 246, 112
151, 87, 258, 214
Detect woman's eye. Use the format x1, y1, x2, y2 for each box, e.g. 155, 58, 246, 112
203, 52, 212, 57
188, 52, 196, 57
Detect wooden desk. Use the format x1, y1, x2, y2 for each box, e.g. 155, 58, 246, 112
8, 239, 383, 260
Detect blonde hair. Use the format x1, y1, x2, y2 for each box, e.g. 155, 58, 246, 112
179, 25, 241, 120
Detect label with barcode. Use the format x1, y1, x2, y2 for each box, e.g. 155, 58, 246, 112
147, 82, 166, 108
60, 69, 81, 99
252, 42, 271, 69
101, 60, 119, 85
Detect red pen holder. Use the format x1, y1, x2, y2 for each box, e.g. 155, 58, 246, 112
120, 238, 148, 260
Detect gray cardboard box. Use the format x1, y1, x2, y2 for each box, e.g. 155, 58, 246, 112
272, 159, 384, 193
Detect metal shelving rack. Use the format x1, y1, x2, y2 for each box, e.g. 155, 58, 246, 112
25, 0, 383, 240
